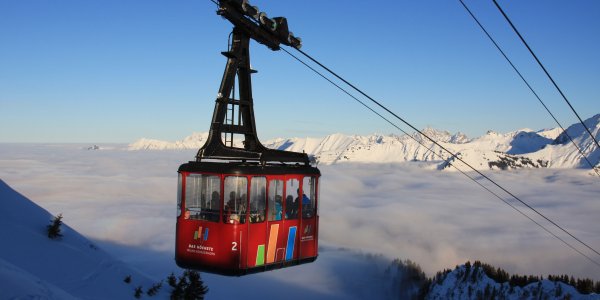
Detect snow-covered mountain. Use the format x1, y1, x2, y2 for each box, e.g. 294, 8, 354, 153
128, 132, 210, 150
128, 114, 600, 171
0, 179, 165, 299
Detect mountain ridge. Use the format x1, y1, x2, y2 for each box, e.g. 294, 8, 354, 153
128, 114, 600, 171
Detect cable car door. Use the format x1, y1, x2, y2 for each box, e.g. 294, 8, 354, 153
299, 176, 318, 259
282, 177, 300, 262
223, 176, 248, 271
246, 176, 268, 269
263, 177, 286, 265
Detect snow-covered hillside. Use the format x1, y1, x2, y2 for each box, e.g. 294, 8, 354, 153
0, 179, 164, 299
427, 263, 599, 300
128, 114, 600, 170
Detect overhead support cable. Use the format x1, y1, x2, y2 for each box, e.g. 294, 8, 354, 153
492, 0, 600, 154
207, 0, 600, 271
282, 48, 600, 268
285, 46, 600, 267
457, 0, 599, 177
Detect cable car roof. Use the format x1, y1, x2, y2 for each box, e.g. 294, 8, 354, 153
179, 161, 321, 176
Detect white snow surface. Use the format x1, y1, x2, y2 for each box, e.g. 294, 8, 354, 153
128, 114, 600, 170
0, 179, 164, 299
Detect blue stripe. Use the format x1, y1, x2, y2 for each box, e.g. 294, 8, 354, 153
204, 228, 209, 241
285, 226, 297, 261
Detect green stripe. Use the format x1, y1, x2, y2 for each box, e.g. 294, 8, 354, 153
255, 245, 265, 266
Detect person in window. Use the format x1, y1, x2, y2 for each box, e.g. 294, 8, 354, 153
274, 195, 283, 221
238, 193, 246, 224
286, 195, 297, 219
298, 188, 312, 218
257, 187, 266, 222
209, 191, 220, 222
226, 191, 236, 209
225, 191, 240, 224
210, 191, 219, 209
297, 188, 310, 206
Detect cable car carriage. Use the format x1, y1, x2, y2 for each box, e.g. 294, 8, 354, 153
175, 0, 320, 276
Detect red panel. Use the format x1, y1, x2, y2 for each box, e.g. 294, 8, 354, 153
175, 218, 242, 271
299, 217, 317, 259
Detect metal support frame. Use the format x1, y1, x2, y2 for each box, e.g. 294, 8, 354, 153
196, 28, 309, 165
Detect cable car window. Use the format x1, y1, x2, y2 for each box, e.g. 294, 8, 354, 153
268, 179, 283, 221
185, 174, 220, 222
224, 176, 248, 224
177, 174, 183, 217
317, 178, 320, 217
302, 177, 316, 219
249, 177, 266, 223
285, 178, 299, 220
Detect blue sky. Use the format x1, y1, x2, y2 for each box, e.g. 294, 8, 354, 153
1, 0, 599, 143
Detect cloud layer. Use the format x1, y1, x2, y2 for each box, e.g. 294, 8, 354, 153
1, 144, 599, 281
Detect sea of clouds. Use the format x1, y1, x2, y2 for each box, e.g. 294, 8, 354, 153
1, 143, 599, 294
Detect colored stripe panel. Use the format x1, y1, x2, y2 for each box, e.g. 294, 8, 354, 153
285, 226, 297, 261
255, 245, 265, 266
203, 228, 209, 241
266, 224, 279, 263
194, 226, 202, 240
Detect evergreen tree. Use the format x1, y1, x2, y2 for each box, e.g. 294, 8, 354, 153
576, 278, 594, 294
470, 265, 478, 283
171, 274, 187, 300
147, 281, 162, 296
183, 270, 209, 299
169, 270, 208, 300
47, 213, 63, 239
134, 286, 143, 299
167, 273, 177, 288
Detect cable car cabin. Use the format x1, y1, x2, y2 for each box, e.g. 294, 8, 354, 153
175, 161, 320, 276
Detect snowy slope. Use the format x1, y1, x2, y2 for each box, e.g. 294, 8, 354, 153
439, 149, 548, 171
0, 179, 164, 299
530, 114, 600, 168
0, 258, 78, 300
537, 127, 564, 140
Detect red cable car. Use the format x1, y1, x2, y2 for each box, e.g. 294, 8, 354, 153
175, 0, 320, 276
